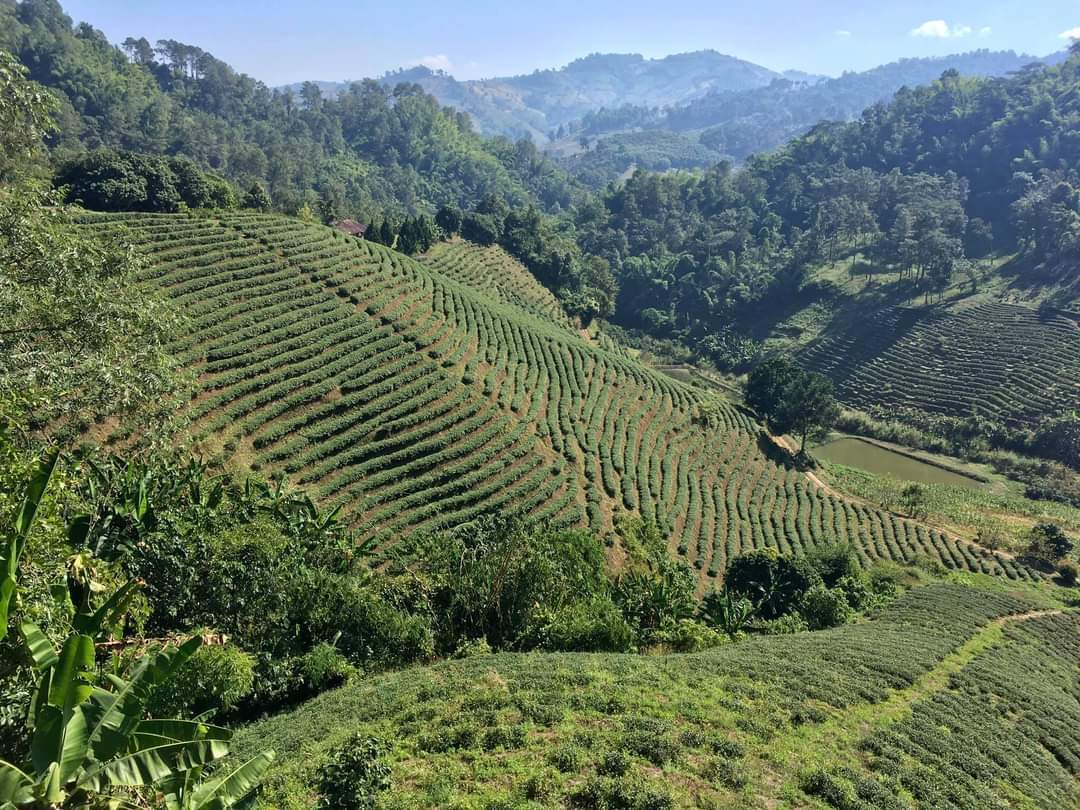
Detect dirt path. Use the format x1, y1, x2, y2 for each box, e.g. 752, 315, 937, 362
771, 434, 846, 500
755, 608, 1065, 807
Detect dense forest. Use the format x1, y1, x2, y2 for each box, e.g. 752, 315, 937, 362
0, 0, 584, 219
571, 50, 1080, 356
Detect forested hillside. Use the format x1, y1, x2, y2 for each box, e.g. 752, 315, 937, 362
0, 0, 583, 218
570, 49, 1080, 433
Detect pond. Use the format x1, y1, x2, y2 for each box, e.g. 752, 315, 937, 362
813, 437, 986, 491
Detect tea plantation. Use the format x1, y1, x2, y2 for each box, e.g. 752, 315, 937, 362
420, 240, 576, 332
80, 212, 1032, 586
230, 581, 1078, 809
799, 301, 1080, 426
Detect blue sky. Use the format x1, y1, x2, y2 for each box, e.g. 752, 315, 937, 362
62, 1, 1079, 85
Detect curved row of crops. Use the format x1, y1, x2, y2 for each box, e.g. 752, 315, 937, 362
79, 212, 1032, 585
421, 240, 575, 331
800, 301, 1080, 425
232, 583, 1064, 809
811, 609, 1080, 810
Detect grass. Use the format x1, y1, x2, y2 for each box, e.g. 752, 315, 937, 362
73, 211, 1034, 586
229, 581, 1076, 809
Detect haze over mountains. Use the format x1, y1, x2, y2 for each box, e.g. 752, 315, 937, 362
283, 47, 1056, 150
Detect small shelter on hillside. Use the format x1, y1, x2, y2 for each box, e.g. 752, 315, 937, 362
333, 219, 366, 238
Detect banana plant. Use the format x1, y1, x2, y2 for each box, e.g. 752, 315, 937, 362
699, 589, 757, 639
0, 447, 58, 642
0, 449, 274, 809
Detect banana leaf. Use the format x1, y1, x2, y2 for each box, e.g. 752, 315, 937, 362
189, 750, 276, 810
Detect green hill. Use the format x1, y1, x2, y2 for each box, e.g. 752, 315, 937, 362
798, 300, 1080, 426
419, 240, 576, 331
231, 580, 1079, 808
80, 212, 1031, 585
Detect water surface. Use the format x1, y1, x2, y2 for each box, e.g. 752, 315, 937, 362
814, 437, 984, 491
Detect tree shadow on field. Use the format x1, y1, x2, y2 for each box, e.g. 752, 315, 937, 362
757, 432, 796, 471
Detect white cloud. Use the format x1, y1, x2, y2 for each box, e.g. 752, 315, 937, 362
910, 20, 973, 38
978, 26, 993, 37
1060, 27, 1080, 40
417, 54, 453, 73
833, 29, 852, 38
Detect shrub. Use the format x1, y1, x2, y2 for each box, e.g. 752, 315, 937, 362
1026, 523, 1074, 562
597, 749, 632, 776
317, 734, 391, 809
725, 549, 820, 619
1031, 413, 1080, 469
451, 636, 493, 659
614, 556, 698, 638
647, 618, 725, 652
1057, 560, 1078, 587
298, 642, 355, 692
807, 543, 858, 587
147, 642, 255, 718
710, 738, 746, 759
522, 772, 556, 802
866, 561, 920, 593
835, 574, 875, 611
569, 775, 674, 810
703, 756, 748, 789
482, 725, 527, 751
293, 569, 435, 667
619, 718, 681, 765
547, 743, 584, 772
756, 613, 809, 635
800, 585, 855, 631
525, 598, 634, 652
407, 517, 609, 652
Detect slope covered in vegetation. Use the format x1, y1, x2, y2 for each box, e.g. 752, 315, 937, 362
231, 581, 1078, 809
0, 0, 584, 218
419, 240, 576, 331
79, 212, 1032, 586
798, 301, 1080, 426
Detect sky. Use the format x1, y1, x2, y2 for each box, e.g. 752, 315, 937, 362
61, 0, 1080, 85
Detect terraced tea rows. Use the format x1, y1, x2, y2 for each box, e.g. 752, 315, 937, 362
800, 301, 1080, 425
421, 240, 575, 331
831, 609, 1080, 810
233, 583, 1071, 809
81, 212, 1032, 585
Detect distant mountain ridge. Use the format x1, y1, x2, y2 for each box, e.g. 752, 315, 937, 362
282, 50, 784, 142
554, 48, 1062, 184
280, 48, 1055, 149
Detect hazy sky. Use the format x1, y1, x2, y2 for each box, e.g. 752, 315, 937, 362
61, 1, 1079, 85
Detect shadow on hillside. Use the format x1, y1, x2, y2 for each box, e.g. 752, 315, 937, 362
758, 432, 796, 470
796, 304, 928, 391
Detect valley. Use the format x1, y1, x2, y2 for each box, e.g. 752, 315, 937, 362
0, 4, 1077, 809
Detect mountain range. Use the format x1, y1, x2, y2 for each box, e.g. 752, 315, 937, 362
282, 47, 1057, 152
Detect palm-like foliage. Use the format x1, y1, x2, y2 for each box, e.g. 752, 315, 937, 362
0, 451, 274, 809
698, 589, 756, 639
